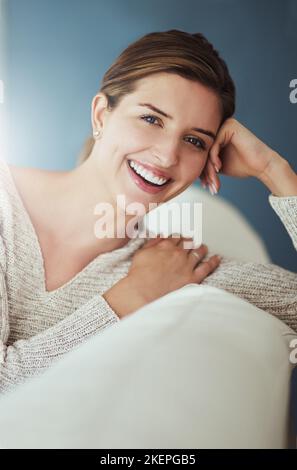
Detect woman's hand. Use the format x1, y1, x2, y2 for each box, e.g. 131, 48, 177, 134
200, 117, 281, 194
103, 235, 221, 319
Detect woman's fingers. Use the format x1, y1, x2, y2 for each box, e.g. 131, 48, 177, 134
200, 170, 208, 188
187, 244, 208, 267
142, 236, 221, 285
193, 254, 222, 283
167, 233, 190, 246
158, 233, 194, 247
144, 233, 194, 250
187, 244, 222, 286
143, 234, 165, 249
208, 160, 221, 194
201, 159, 221, 195
209, 121, 235, 172
209, 142, 223, 172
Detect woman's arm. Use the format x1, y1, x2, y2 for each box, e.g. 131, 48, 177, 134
200, 118, 297, 251
198, 119, 297, 330
257, 152, 297, 197
0, 261, 120, 395
203, 255, 297, 333
258, 154, 297, 251
199, 117, 297, 198
203, 168, 297, 333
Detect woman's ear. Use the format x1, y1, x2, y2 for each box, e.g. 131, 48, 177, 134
91, 93, 110, 132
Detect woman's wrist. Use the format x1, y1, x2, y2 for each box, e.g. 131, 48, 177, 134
257, 152, 297, 197
103, 276, 148, 319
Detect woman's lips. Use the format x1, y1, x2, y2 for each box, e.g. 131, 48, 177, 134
126, 159, 172, 194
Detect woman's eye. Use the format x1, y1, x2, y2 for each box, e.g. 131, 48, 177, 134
140, 114, 161, 126
140, 115, 206, 151
185, 136, 206, 150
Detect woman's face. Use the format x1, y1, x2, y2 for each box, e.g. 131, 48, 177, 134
92, 72, 222, 210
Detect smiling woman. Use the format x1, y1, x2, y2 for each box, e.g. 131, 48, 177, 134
0, 29, 296, 400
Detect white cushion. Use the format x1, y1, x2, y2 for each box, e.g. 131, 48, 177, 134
0, 284, 294, 449
141, 185, 271, 263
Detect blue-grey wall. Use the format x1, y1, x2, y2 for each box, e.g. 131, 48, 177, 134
0, 0, 7, 155
4, 0, 297, 271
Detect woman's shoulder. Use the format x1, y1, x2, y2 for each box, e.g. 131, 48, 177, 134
0, 157, 12, 188
0, 159, 46, 241
0, 158, 30, 201
0, 159, 25, 219
0, 158, 41, 192
0, 158, 50, 214
0, 158, 17, 216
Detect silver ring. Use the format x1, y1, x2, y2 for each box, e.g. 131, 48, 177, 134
191, 251, 200, 260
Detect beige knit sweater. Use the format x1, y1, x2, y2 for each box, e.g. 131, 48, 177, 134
0, 158, 296, 394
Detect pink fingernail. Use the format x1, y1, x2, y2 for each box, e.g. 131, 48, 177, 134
211, 183, 217, 195
214, 165, 220, 173
208, 184, 214, 196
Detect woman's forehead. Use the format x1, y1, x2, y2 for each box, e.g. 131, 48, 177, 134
121, 74, 221, 131
130, 73, 211, 97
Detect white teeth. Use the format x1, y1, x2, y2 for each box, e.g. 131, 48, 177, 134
129, 160, 169, 185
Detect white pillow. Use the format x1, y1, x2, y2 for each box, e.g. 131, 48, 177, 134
0, 284, 295, 449
141, 185, 271, 263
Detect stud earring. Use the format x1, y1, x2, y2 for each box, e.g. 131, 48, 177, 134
93, 128, 102, 139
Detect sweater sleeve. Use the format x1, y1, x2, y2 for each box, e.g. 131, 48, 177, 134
0, 261, 120, 394
268, 194, 297, 250
203, 194, 297, 333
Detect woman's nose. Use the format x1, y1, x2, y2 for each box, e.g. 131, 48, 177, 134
152, 139, 179, 168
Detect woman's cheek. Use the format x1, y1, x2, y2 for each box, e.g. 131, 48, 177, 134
183, 156, 207, 183
196, 154, 209, 174
125, 126, 154, 148
185, 153, 207, 175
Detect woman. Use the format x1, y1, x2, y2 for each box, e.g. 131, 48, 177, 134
0, 29, 296, 394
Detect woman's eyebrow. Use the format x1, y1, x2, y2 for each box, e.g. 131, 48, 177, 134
138, 102, 216, 141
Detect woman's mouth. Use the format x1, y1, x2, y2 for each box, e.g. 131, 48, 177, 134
126, 159, 173, 194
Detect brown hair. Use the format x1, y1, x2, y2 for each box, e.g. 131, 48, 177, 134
77, 29, 235, 165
